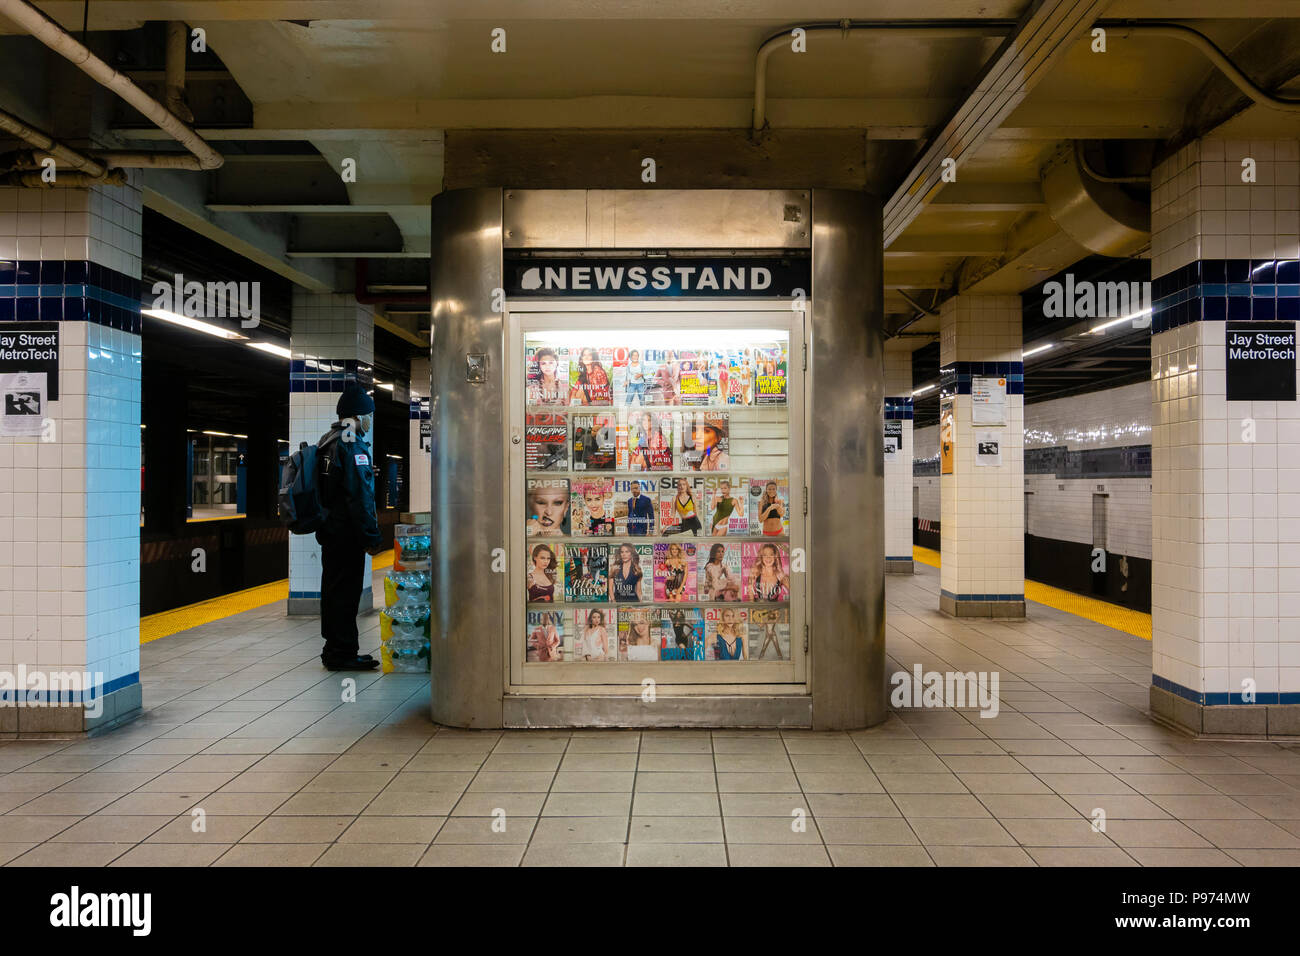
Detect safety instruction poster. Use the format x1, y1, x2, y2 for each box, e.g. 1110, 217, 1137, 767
0, 371, 47, 436
971, 375, 1007, 425
883, 420, 901, 462
975, 430, 1001, 467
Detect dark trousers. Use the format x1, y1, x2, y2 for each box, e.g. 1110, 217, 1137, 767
319, 535, 365, 663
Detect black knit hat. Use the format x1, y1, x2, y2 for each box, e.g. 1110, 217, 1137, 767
336, 381, 376, 417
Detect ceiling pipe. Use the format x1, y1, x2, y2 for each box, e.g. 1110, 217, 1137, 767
2, 169, 127, 187
0, 108, 108, 177
0, 0, 223, 170
164, 20, 195, 123
1076, 143, 1150, 184
354, 258, 428, 305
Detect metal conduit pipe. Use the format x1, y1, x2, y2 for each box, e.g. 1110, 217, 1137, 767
164, 20, 194, 122
1, 168, 128, 187
897, 289, 939, 316
0, 107, 107, 177
1075, 142, 1150, 184
0, 0, 224, 170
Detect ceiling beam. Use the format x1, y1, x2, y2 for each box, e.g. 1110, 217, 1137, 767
886, 234, 1005, 256
927, 181, 1045, 212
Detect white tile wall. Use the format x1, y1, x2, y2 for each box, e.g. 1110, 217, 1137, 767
408, 356, 431, 515
883, 344, 914, 560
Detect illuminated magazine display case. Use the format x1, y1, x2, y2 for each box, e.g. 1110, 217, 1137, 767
508, 315, 805, 691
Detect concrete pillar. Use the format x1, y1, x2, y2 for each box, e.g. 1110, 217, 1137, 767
884, 341, 914, 573
287, 291, 376, 616
408, 355, 431, 516
938, 294, 1025, 617
1147, 137, 1300, 736
0, 177, 144, 733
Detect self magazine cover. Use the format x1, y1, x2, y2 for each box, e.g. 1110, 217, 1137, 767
565, 543, 609, 602
526, 541, 564, 604
525, 412, 568, 471
526, 344, 568, 407
572, 477, 615, 536
705, 606, 748, 660
698, 542, 743, 601
571, 412, 617, 471
681, 411, 729, 472
618, 606, 658, 662
658, 475, 705, 535
526, 477, 570, 536
622, 409, 674, 471
653, 540, 697, 602
749, 477, 789, 536
568, 345, 614, 405
608, 542, 653, 602
574, 607, 616, 661
612, 479, 657, 536
526, 609, 569, 662
742, 541, 791, 602
707, 475, 748, 535
659, 607, 705, 661
748, 606, 790, 660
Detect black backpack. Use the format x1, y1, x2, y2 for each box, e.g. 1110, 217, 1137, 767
278, 432, 339, 534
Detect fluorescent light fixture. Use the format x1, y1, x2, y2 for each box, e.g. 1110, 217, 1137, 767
247, 341, 291, 359
1089, 308, 1151, 334
234, 434, 248, 439
1022, 343, 1054, 358
912, 384, 937, 396
376, 381, 395, 392
202, 430, 232, 437
143, 309, 247, 341
279, 438, 290, 444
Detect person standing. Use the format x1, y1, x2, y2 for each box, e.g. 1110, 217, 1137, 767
317, 381, 384, 671
625, 483, 655, 535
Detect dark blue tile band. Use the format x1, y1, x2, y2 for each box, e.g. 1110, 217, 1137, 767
1152, 673, 1300, 706
1152, 258, 1300, 334
0, 259, 142, 333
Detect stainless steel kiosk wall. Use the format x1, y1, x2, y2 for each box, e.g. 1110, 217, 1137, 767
429, 188, 885, 729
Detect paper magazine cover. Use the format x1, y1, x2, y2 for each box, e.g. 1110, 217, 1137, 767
726, 349, 754, 405
571, 412, 617, 471
653, 540, 697, 602
623, 410, 675, 471
643, 349, 675, 405
698, 542, 743, 602
612, 479, 657, 536
572, 477, 615, 536
525, 478, 570, 537
619, 348, 653, 407
525, 541, 564, 604
681, 411, 729, 472
574, 607, 617, 661
565, 544, 609, 602
707, 476, 748, 535
618, 606, 659, 662
608, 542, 653, 602
525, 413, 567, 471
676, 351, 713, 406
754, 343, 788, 405
742, 542, 791, 602
659, 607, 705, 661
705, 606, 748, 660
609, 347, 631, 405
526, 344, 568, 407
568, 345, 614, 405
749, 478, 790, 536
658, 476, 704, 534
526, 609, 570, 662
748, 607, 790, 660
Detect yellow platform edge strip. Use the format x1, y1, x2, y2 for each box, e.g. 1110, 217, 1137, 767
912, 545, 1151, 641
140, 549, 396, 645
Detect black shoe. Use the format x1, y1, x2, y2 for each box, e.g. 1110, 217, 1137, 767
323, 656, 380, 671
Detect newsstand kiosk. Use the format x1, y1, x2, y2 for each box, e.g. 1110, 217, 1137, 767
430, 189, 885, 729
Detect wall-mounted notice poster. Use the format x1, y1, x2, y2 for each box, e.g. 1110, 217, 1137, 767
975, 431, 1002, 467
884, 420, 901, 462
939, 399, 954, 475
971, 376, 1006, 425
0, 371, 47, 437
0, 323, 59, 399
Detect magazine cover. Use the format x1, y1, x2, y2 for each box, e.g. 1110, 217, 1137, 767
565, 544, 609, 602
749, 478, 790, 536
623, 410, 675, 471
618, 606, 659, 662
705, 606, 749, 660
526, 541, 564, 604
681, 411, 729, 472
610, 347, 631, 405
726, 348, 754, 405
659, 607, 705, 661
572, 477, 615, 536
647, 348, 678, 405
698, 542, 743, 601
612, 479, 657, 536
620, 348, 653, 407
754, 343, 788, 405
526, 344, 568, 407
653, 540, 698, 602
525, 413, 567, 471
658, 476, 705, 535
676, 351, 713, 406
742, 542, 791, 602
749, 607, 790, 660
707, 476, 748, 535
574, 607, 617, 661
525, 478, 570, 537
608, 542, 653, 602
526, 609, 570, 662
571, 412, 617, 471
568, 345, 614, 405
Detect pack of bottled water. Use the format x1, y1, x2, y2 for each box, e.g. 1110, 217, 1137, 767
383, 523, 433, 673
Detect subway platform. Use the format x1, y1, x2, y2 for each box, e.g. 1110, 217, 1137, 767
1, 562, 1297, 868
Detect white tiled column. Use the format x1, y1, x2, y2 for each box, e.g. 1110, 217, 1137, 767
884, 341, 914, 573
1148, 137, 1300, 735
938, 294, 1025, 618
287, 291, 376, 616
408, 355, 431, 516
0, 178, 144, 733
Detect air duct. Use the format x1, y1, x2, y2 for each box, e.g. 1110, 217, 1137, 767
1040, 142, 1149, 258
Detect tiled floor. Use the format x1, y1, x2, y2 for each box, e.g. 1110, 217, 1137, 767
2, 564, 1299, 866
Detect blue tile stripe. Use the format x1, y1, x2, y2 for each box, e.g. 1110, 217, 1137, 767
1152, 258, 1300, 334
1153, 673, 1300, 706
289, 359, 374, 392
0, 670, 139, 704
885, 555, 914, 561
883, 396, 914, 420
941, 589, 1025, 602
938, 361, 1025, 396
289, 590, 322, 599
0, 259, 142, 333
